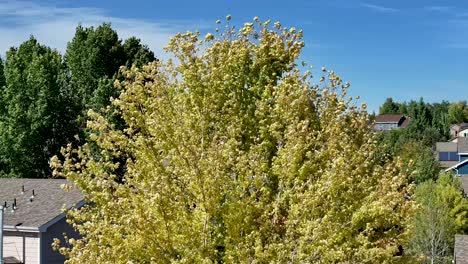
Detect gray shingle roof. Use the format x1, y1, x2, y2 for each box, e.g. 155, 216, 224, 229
460, 176, 468, 196
455, 235, 468, 264
0, 179, 83, 229
458, 137, 468, 153
436, 142, 458, 152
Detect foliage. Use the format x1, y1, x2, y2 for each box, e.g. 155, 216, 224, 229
0, 37, 73, 178
379, 97, 401, 115
399, 141, 440, 184
52, 18, 415, 263
448, 101, 468, 125
0, 57, 5, 89
65, 23, 155, 116
408, 173, 468, 263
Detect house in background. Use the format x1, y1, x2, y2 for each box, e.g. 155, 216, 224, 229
436, 141, 461, 169
436, 134, 468, 199
440, 137, 468, 176
451, 123, 468, 139
373, 114, 411, 132
0, 179, 83, 264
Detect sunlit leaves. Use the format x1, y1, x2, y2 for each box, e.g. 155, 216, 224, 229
53, 17, 415, 263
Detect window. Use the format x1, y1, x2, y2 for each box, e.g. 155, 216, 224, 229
439, 152, 459, 161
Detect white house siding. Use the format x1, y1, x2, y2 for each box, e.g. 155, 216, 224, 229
3, 231, 39, 264
460, 128, 468, 138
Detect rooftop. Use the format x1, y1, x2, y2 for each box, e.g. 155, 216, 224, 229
459, 137, 468, 153
460, 177, 468, 196
0, 178, 83, 230
375, 114, 405, 123
455, 234, 468, 264
452, 123, 468, 131
436, 142, 458, 152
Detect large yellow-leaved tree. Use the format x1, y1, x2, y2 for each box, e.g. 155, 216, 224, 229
52, 17, 415, 263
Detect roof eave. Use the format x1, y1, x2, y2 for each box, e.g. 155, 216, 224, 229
3, 225, 40, 232
445, 159, 468, 172
38, 199, 85, 232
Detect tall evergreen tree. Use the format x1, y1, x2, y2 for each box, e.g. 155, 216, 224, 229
0, 37, 72, 178
379, 97, 401, 115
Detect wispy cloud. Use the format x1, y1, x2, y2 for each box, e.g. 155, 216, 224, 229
360, 2, 398, 13
0, 1, 210, 59
423, 6, 454, 13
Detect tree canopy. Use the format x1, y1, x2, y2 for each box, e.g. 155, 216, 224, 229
52, 18, 415, 263
65, 23, 155, 115
0, 24, 156, 178
408, 173, 468, 263
0, 37, 72, 178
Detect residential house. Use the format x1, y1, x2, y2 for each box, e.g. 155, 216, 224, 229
455, 235, 468, 264
451, 123, 468, 139
444, 137, 468, 176
0, 179, 83, 264
436, 137, 468, 174
373, 114, 411, 131
437, 137, 468, 198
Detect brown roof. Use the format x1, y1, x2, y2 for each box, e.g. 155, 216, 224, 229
0, 179, 83, 230
455, 235, 468, 263
375, 114, 404, 123
400, 117, 412, 128
452, 123, 468, 131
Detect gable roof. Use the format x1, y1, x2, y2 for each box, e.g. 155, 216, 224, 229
0, 179, 83, 231
455, 234, 468, 263
452, 123, 468, 131
375, 114, 404, 123
400, 117, 411, 128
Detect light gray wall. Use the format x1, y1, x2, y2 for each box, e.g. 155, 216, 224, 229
2, 231, 39, 264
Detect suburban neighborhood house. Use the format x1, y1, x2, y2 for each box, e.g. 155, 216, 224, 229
0, 179, 83, 264
436, 137, 468, 176
451, 123, 468, 139
373, 114, 411, 131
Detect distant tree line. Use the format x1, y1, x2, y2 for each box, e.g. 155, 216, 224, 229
0, 23, 156, 178
376, 97, 468, 262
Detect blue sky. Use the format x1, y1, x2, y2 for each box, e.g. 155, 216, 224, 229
1, 0, 468, 112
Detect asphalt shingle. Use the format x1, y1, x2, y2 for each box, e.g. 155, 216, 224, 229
0, 179, 83, 228
455, 235, 468, 264
458, 137, 468, 153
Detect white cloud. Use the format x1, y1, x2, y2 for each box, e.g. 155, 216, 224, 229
360, 2, 398, 13
423, 6, 453, 13
0, 0, 210, 60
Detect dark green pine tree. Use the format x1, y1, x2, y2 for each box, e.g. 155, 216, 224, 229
379, 97, 401, 115
0, 37, 74, 178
